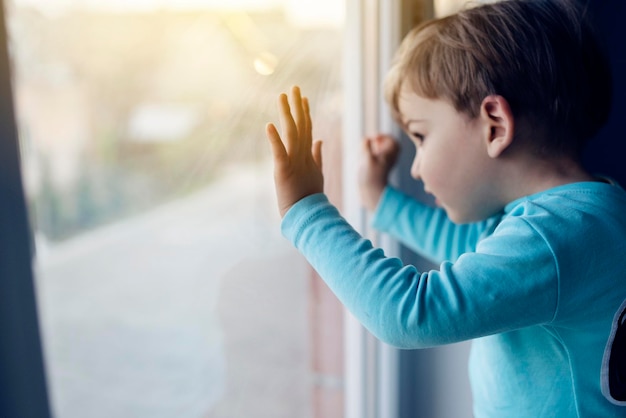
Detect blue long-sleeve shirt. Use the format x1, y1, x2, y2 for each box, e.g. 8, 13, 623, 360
281, 181, 626, 417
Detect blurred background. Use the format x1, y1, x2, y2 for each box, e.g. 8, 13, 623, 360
6, 0, 343, 417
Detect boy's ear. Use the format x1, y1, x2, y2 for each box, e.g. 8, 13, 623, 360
480, 95, 514, 158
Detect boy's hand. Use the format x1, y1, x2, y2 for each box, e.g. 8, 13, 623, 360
265, 86, 324, 218
359, 134, 399, 211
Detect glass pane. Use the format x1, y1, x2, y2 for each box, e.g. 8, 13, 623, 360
6, 0, 344, 417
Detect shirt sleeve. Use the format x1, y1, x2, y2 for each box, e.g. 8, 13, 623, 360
371, 186, 498, 263
281, 193, 559, 349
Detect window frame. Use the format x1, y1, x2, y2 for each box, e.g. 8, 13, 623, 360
341, 1, 409, 417
342, 2, 475, 418
0, 1, 52, 417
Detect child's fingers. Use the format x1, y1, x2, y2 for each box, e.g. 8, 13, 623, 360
303, 96, 313, 150
376, 134, 394, 152
290, 86, 307, 150
378, 135, 400, 164
312, 140, 323, 170
278, 93, 298, 155
362, 137, 376, 160
265, 123, 288, 163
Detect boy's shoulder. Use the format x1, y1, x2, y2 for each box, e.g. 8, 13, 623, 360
499, 180, 626, 239
507, 180, 624, 212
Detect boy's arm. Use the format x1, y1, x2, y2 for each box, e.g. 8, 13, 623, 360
282, 193, 558, 348
371, 186, 499, 263
266, 87, 557, 348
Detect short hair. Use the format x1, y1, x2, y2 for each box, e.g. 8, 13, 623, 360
384, 0, 612, 157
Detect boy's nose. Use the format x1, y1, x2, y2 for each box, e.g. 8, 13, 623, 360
410, 155, 421, 180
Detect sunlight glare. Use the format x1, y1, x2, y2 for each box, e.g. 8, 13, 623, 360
12, 0, 283, 13
13, 0, 345, 28
286, 0, 344, 28
253, 52, 278, 76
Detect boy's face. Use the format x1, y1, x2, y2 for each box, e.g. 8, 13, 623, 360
398, 88, 502, 223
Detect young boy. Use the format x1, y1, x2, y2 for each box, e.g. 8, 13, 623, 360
265, 0, 626, 416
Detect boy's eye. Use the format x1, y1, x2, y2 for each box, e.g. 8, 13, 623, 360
410, 132, 424, 143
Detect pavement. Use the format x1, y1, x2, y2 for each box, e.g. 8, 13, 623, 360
34, 163, 312, 418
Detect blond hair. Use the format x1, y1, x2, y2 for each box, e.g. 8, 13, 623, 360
384, 0, 611, 156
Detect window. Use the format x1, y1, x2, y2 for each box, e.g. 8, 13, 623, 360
6, 0, 344, 416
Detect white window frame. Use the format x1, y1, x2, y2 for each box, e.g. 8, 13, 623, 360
342, 1, 406, 417
342, 2, 474, 417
